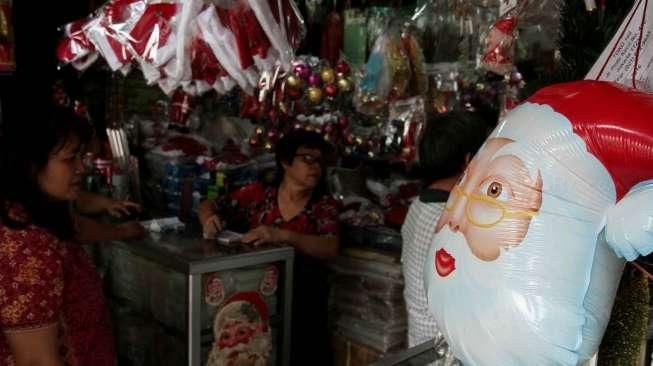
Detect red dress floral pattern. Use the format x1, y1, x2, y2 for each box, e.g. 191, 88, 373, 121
0, 206, 115, 366
216, 182, 341, 236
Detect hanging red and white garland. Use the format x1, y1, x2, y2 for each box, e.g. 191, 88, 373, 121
56, 0, 305, 97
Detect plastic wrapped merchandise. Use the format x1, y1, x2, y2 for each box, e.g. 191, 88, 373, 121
336, 316, 407, 353
424, 81, 653, 366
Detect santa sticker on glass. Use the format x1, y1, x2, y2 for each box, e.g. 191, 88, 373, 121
424, 80, 653, 366
204, 273, 225, 306
206, 292, 271, 366
259, 265, 279, 296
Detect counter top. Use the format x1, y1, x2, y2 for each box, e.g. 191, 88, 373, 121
110, 229, 294, 274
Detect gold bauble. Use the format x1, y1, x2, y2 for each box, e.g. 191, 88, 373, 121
255, 126, 265, 135
321, 68, 336, 84
307, 87, 323, 104
286, 74, 302, 88
337, 77, 353, 92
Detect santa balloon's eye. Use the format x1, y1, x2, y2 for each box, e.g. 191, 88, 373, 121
479, 178, 511, 202
487, 182, 502, 198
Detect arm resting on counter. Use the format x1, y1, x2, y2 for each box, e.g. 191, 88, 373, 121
74, 215, 145, 245
75, 191, 114, 215
75, 191, 141, 218
279, 230, 339, 259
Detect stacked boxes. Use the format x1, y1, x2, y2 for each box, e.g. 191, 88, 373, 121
330, 252, 407, 356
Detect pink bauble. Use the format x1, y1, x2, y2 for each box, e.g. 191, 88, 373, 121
293, 64, 310, 79
308, 73, 322, 87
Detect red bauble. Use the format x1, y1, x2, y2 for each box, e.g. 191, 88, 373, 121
286, 87, 302, 100
335, 60, 350, 76
324, 84, 338, 97
338, 116, 350, 129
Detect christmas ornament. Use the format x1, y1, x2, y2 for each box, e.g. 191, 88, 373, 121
308, 73, 322, 87
307, 86, 323, 103
338, 116, 350, 129
321, 67, 336, 84
337, 77, 353, 92
293, 63, 310, 79
324, 84, 338, 97
286, 74, 302, 88
335, 60, 351, 76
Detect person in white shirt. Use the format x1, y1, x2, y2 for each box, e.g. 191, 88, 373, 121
401, 111, 490, 347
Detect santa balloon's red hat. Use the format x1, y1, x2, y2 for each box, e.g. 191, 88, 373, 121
527, 80, 653, 200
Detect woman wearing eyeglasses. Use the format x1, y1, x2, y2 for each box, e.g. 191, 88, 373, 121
198, 129, 340, 365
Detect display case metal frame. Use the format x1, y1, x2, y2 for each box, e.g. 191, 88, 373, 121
109, 232, 294, 366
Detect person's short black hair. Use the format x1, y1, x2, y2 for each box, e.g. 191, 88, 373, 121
0, 97, 92, 240
417, 111, 488, 184
274, 129, 334, 196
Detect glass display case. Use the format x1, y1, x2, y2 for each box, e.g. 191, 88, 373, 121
94, 230, 294, 366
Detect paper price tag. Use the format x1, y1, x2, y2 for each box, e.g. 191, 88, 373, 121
586, 0, 653, 92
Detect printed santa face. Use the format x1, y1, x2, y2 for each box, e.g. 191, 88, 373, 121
207, 292, 271, 366
424, 81, 653, 366
435, 137, 543, 265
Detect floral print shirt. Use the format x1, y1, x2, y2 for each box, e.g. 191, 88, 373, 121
216, 182, 341, 236
0, 205, 115, 366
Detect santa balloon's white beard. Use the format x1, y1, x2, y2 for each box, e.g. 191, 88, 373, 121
424, 226, 578, 366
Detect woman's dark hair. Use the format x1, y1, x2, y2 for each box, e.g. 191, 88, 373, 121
418, 111, 488, 184
274, 129, 334, 198
0, 99, 92, 240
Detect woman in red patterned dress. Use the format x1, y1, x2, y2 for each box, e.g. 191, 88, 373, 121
198, 130, 341, 365
0, 103, 116, 365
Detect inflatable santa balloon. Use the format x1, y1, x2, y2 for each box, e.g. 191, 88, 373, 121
424, 80, 653, 365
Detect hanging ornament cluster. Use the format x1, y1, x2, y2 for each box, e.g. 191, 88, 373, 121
56, 0, 306, 97
241, 56, 354, 126
341, 124, 382, 158
248, 125, 281, 152
285, 58, 354, 106
480, 0, 529, 76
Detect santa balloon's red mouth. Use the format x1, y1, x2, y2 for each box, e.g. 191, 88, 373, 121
435, 248, 456, 277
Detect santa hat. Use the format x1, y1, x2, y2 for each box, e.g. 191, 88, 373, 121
218, 291, 269, 332
527, 80, 653, 201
